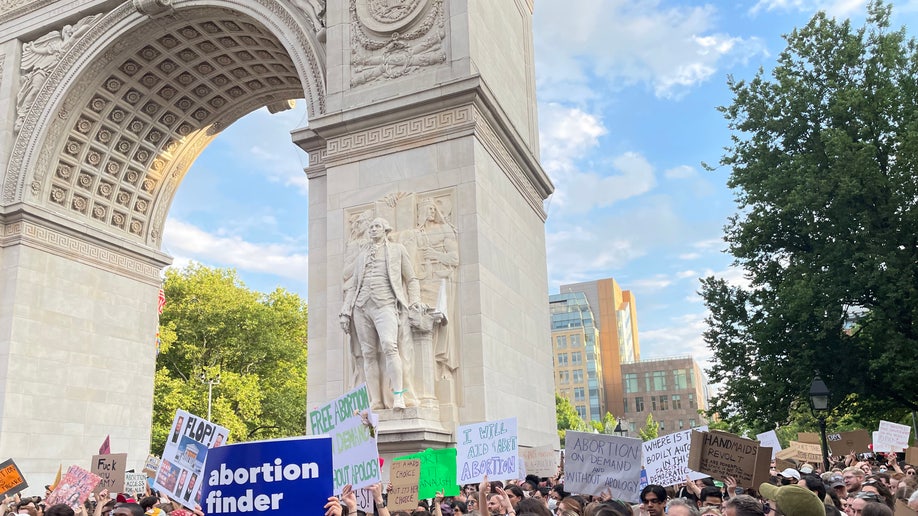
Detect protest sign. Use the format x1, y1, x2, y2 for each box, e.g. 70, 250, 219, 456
156, 409, 229, 509
308, 384, 380, 491
389, 459, 421, 513
687, 430, 771, 488
143, 455, 161, 478
873, 432, 897, 453
394, 448, 459, 499
563, 431, 642, 501
456, 417, 518, 483
827, 430, 871, 454
0, 459, 28, 498
906, 447, 918, 466
355, 488, 375, 515
643, 426, 709, 487
895, 500, 917, 516
756, 430, 782, 460
797, 432, 821, 445
518, 445, 558, 478
877, 421, 911, 451
201, 436, 333, 516
125, 473, 148, 496
787, 441, 823, 464
91, 453, 127, 493
46, 465, 100, 509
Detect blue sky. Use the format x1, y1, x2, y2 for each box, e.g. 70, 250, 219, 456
163, 0, 918, 374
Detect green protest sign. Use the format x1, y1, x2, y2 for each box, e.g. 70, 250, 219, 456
394, 448, 459, 499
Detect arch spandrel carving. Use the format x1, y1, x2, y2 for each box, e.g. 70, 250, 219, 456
4, 0, 327, 249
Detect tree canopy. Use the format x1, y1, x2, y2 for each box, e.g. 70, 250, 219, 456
151, 263, 308, 454
702, 0, 918, 432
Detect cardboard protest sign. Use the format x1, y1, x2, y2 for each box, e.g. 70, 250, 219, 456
0, 459, 28, 498
643, 426, 709, 487
394, 448, 459, 499
687, 430, 771, 488
518, 445, 558, 478
563, 431, 642, 501
389, 459, 421, 512
797, 432, 821, 445
456, 417, 518, 483
906, 447, 918, 466
156, 409, 229, 509
877, 421, 911, 451
91, 454, 127, 493
827, 430, 871, 454
787, 441, 823, 464
46, 465, 100, 509
896, 499, 917, 516
201, 436, 333, 516
756, 430, 782, 460
125, 473, 148, 497
308, 384, 381, 491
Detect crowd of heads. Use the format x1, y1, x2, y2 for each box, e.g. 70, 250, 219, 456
1, 488, 199, 516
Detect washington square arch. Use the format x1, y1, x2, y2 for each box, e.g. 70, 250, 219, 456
0, 0, 558, 485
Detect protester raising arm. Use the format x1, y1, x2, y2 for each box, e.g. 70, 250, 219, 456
369, 483, 390, 516
92, 490, 110, 516
479, 475, 491, 515
433, 491, 444, 516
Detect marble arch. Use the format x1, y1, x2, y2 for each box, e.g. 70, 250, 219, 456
1, 0, 558, 486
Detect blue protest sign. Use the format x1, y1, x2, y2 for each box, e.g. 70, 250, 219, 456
201, 436, 333, 516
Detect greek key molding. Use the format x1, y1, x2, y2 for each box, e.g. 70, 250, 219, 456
0, 219, 165, 285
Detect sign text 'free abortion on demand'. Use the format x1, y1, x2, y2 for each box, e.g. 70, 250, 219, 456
308, 384, 380, 491
202, 436, 333, 516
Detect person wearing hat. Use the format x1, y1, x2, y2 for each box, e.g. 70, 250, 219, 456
827, 473, 847, 498
759, 482, 825, 516
780, 468, 802, 484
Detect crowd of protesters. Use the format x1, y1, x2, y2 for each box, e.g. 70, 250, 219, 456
321, 451, 918, 516
4, 451, 917, 516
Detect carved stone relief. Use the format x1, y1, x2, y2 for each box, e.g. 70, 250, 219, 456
350, 0, 447, 87
340, 189, 460, 415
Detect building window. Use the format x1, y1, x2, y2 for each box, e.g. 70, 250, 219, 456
635, 397, 644, 412
623, 373, 639, 393
672, 394, 682, 410
556, 335, 567, 348
689, 419, 696, 428
644, 372, 652, 391
688, 368, 695, 387
688, 393, 696, 408
576, 405, 587, 418
678, 420, 684, 429
673, 369, 688, 389
623, 398, 628, 413
659, 395, 668, 411
573, 370, 584, 383
557, 353, 568, 366
571, 351, 582, 365
652, 371, 666, 391
651, 396, 658, 411
559, 371, 570, 384
574, 387, 585, 401
570, 334, 581, 347
659, 421, 665, 431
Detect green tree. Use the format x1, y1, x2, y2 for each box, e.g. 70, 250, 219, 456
638, 413, 660, 441
556, 393, 587, 446
152, 263, 308, 454
701, 0, 918, 432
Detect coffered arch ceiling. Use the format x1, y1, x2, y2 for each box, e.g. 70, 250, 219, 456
31, 5, 321, 249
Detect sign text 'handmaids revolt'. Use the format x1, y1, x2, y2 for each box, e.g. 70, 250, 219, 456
202, 437, 332, 516
309, 384, 380, 491
457, 417, 518, 483
564, 431, 642, 502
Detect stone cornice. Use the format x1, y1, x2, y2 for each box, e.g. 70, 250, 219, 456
293, 75, 554, 219
0, 204, 171, 285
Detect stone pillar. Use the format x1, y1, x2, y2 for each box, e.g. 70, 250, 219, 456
298, 0, 558, 457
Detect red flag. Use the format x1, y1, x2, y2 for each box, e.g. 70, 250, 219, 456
99, 435, 111, 455
157, 288, 166, 314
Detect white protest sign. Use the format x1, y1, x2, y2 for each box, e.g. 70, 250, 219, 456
355, 488, 374, 514
877, 421, 911, 450
125, 473, 148, 496
756, 430, 782, 460
563, 431, 642, 502
155, 409, 229, 510
456, 417, 519, 483
643, 426, 709, 487
519, 445, 559, 478
873, 431, 898, 453
308, 384, 381, 491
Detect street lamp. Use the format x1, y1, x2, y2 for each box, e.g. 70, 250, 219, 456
614, 420, 627, 437
200, 369, 221, 420
809, 375, 831, 472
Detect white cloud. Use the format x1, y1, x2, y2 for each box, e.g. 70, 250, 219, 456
631, 274, 673, 292
679, 252, 701, 260
539, 103, 607, 167
749, 0, 866, 17
640, 311, 714, 371
677, 270, 699, 279
664, 165, 697, 180
163, 218, 308, 281
534, 0, 767, 102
